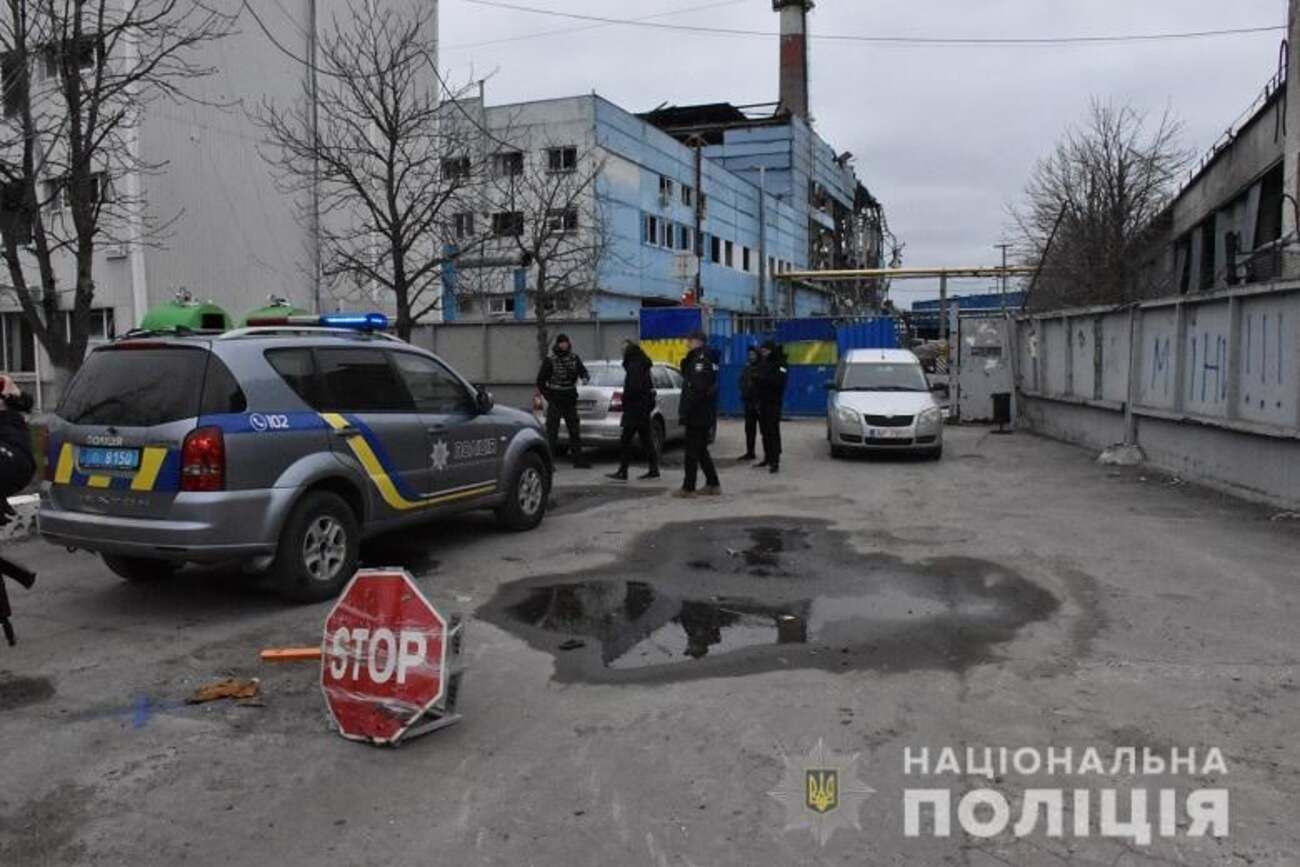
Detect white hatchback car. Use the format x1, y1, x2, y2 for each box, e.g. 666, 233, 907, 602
826, 348, 944, 459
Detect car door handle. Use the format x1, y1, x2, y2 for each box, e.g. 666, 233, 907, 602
330, 426, 361, 438
427, 425, 447, 434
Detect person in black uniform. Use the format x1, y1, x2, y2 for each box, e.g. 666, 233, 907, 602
0, 375, 36, 647
755, 340, 788, 474
536, 333, 592, 469
607, 341, 660, 481
674, 331, 721, 498
736, 346, 761, 461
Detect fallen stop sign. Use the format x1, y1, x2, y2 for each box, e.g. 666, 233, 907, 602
321, 569, 454, 745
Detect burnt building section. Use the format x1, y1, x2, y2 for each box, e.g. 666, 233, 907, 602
641, 101, 888, 312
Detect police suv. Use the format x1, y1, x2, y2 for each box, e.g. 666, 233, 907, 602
37, 314, 552, 601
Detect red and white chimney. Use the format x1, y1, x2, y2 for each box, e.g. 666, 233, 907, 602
775, 0, 814, 119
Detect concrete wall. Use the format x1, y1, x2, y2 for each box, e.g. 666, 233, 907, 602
412, 318, 639, 410
1015, 281, 1300, 507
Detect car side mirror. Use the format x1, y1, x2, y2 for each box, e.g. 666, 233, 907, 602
474, 386, 494, 413
930, 381, 947, 392
823, 381, 838, 391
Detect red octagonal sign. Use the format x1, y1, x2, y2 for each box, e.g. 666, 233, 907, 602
321, 569, 450, 745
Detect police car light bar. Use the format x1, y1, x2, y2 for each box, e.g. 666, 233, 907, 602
245, 312, 390, 331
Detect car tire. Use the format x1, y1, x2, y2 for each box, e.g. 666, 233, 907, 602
271, 490, 360, 603
102, 554, 177, 583
496, 452, 550, 532
829, 444, 848, 459
927, 444, 944, 461
650, 418, 667, 458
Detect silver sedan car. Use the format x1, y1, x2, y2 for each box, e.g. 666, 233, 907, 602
535, 360, 684, 455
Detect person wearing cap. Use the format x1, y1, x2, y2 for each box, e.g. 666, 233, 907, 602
536, 333, 592, 469
674, 331, 721, 498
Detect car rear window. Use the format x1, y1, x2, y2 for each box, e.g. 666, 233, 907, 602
585, 363, 625, 387
58, 346, 245, 426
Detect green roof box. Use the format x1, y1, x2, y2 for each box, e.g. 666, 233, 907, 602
140, 290, 231, 333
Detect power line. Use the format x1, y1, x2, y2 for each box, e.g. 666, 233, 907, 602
457, 0, 1284, 47
443, 0, 748, 52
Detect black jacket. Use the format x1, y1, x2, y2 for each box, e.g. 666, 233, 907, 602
620, 346, 656, 428
755, 352, 789, 409
536, 351, 589, 397
739, 359, 760, 405
0, 393, 35, 498
678, 346, 720, 429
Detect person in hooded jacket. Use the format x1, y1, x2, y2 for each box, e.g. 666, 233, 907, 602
536, 333, 592, 469
607, 341, 660, 481
736, 346, 761, 461
0, 375, 34, 499
755, 341, 788, 473
674, 332, 721, 498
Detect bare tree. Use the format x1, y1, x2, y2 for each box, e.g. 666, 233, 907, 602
479, 134, 608, 361
255, 1, 479, 342
1012, 99, 1191, 309
0, 1, 231, 385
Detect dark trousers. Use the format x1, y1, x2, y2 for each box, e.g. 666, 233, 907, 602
759, 403, 782, 465
682, 426, 719, 491
743, 402, 760, 454
545, 391, 583, 460
618, 420, 658, 473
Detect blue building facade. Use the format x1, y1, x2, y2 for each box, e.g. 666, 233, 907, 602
451, 94, 885, 323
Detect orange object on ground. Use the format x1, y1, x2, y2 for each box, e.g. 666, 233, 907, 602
260, 647, 322, 663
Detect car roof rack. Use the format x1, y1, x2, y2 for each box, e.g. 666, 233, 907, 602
217, 326, 403, 342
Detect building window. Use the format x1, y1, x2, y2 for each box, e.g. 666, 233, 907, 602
0, 180, 32, 245
681, 185, 694, 208
42, 35, 102, 79
742, 247, 752, 272
679, 225, 690, 251
1255, 163, 1284, 249
1198, 215, 1216, 291
711, 235, 721, 264
44, 172, 105, 211
453, 212, 475, 240
542, 293, 573, 313
1, 52, 25, 118
0, 312, 35, 373
546, 146, 577, 174
457, 295, 476, 315
699, 192, 708, 218
645, 214, 659, 246
487, 296, 516, 316
724, 240, 734, 268
658, 175, 673, 204
441, 156, 471, 181
768, 256, 776, 276
491, 151, 524, 177
546, 207, 578, 233
663, 221, 675, 250
62, 307, 115, 343
491, 211, 524, 237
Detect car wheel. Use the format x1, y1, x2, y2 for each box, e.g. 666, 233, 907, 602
271, 490, 360, 603
927, 444, 944, 461
102, 554, 177, 583
829, 444, 848, 459
496, 452, 550, 532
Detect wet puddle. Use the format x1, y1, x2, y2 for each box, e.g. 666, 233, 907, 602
477, 518, 1058, 683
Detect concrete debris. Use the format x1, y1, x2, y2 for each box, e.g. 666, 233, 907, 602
1096, 443, 1145, 467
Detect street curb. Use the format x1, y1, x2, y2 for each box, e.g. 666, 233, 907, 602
1, 494, 39, 542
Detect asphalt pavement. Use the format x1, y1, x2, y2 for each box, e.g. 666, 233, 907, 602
1, 421, 1297, 866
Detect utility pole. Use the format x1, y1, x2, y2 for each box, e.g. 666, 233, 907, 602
995, 243, 1011, 312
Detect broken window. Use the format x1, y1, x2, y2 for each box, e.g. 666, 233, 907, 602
491, 211, 524, 237
492, 151, 524, 177
441, 156, 472, 181
546, 146, 577, 174
546, 207, 578, 233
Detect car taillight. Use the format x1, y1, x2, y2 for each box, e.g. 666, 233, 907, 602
181, 426, 225, 492
30, 424, 51, 481
609, 390, 623, 412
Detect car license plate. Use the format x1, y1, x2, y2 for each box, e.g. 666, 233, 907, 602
867, 428, 910, 439
79, 446, 141, 470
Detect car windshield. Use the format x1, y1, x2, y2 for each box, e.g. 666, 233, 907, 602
839, 362, 929, 392
584, 363, 626, 387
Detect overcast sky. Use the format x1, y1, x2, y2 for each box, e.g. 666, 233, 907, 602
439, 0, 1287, 305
